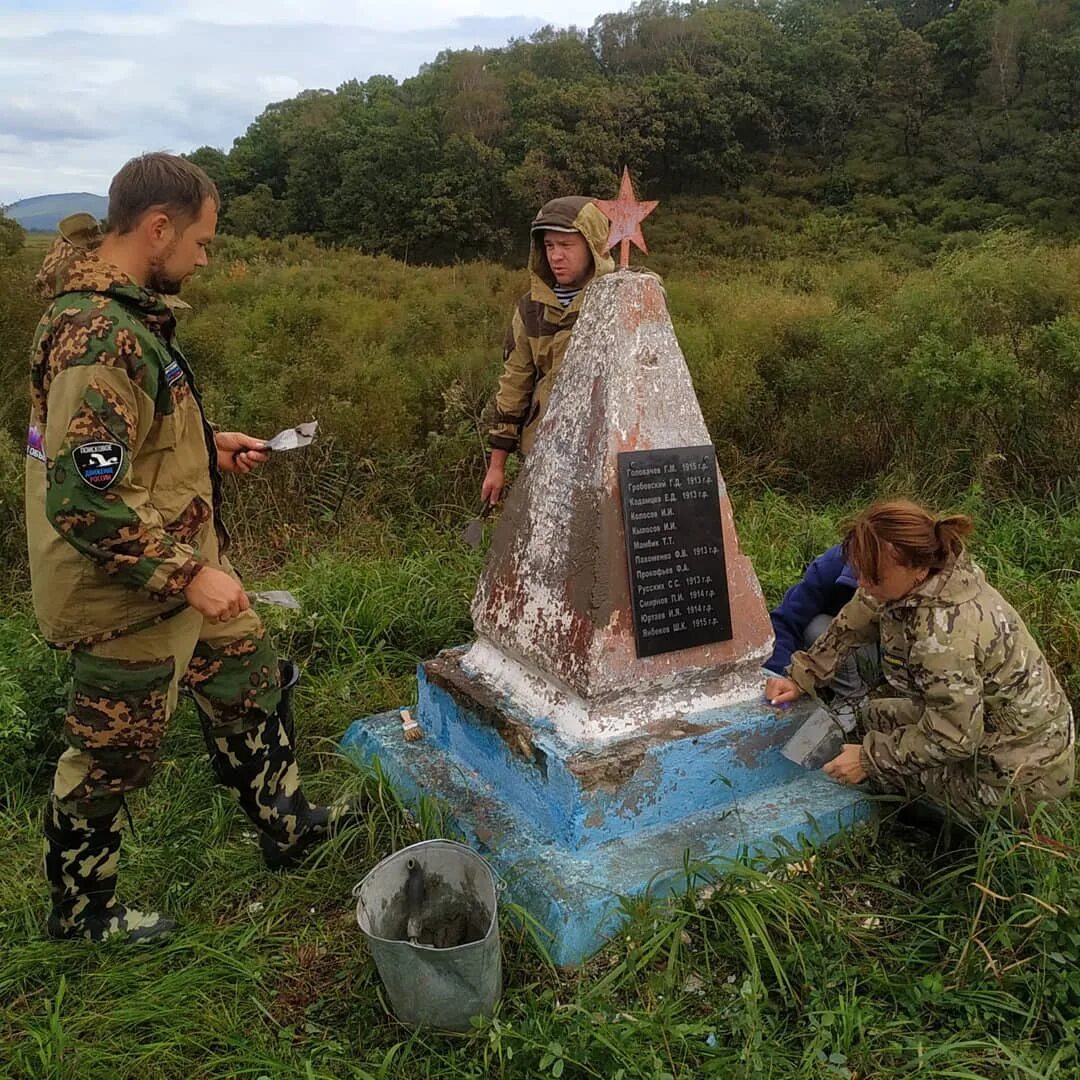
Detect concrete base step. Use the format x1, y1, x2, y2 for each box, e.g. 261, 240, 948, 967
341, 707, 867, 966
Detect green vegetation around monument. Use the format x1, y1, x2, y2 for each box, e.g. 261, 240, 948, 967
2, 219, 1079, 1075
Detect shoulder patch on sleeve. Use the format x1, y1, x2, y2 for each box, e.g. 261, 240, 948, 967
73, 440, 125, 489
163, 357, 185, 386
26, 424, 46, 463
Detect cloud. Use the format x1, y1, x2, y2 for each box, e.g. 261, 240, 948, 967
0, 2, 629, 205
0, 101, 109, 143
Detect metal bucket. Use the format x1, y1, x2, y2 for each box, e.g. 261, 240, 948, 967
354, 839, 502, 1031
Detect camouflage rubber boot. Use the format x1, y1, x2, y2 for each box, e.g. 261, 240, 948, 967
43, 801, 175, 943
277, 658, 299, 747
204, 709, 361, 871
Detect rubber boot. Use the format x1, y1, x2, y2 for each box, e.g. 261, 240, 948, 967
195, 656, 297, 783
199, 688, 362, 871
43, 801, 175, 943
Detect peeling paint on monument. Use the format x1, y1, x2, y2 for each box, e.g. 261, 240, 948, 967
341, 262, 867, 966
464, 270, 774, 743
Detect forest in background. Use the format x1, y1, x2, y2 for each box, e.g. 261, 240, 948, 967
170, 0, 1080, 265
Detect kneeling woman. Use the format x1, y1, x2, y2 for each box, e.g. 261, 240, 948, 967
769, 500, 1075, 822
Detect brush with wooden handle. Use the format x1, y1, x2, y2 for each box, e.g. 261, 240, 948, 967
400, 709, 422, 742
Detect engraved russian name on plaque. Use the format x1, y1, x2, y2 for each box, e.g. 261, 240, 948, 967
618, 445, 733, 658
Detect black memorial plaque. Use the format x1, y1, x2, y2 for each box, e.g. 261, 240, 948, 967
618, 445, 733, 658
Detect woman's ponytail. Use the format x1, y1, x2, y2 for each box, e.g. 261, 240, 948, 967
843, 500, 974, 582
933, 513, 974, 564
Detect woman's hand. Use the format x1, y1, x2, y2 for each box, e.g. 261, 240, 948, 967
765, 676, 802, 706
823, 744, 867, 785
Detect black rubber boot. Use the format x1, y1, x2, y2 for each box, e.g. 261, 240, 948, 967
200, 691, 362, 871
894, 798, 979, 852
896, 798, 948, 834
43, 801, 175, 943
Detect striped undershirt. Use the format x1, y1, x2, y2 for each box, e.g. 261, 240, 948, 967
552, 283, 581, 307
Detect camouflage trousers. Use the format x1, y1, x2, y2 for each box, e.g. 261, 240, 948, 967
858, 702, 1074, 824
53, 603, 280, 818
44, 599, 343, 937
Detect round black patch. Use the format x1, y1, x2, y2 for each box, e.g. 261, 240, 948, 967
73, 441, 125, 490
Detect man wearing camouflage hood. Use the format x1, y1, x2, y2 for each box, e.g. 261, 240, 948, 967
480, 195, 613, 504
25, 153, 354, 943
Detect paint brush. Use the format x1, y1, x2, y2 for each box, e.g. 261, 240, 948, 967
400, 709, 422, 742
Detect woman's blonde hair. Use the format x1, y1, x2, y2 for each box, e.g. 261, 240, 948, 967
842, 499, 973, 584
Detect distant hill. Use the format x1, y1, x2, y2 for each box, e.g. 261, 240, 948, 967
4, 193, 108, 233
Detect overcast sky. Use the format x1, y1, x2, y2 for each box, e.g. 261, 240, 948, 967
0, 0, 632, 206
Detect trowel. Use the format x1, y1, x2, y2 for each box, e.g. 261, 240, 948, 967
232, 421, 318, 465
405, 858, 426, 945
265, 420, 318, 452
246, 590, 302, 611
460, 500, 494, 550
780, 705, 845, 771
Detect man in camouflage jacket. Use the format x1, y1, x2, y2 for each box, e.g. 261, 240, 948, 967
788, 556, 1075, 821
480, 196, 614, 504
26, 154, 352, 943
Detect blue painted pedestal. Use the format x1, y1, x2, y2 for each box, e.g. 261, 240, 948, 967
341, 647, 867, 966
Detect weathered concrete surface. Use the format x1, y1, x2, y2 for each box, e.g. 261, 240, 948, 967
466, 270, 773, 742
418, 648, 816, 850
341, 700, 867, 967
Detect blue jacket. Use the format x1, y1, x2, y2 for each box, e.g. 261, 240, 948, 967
765, 544, 859, 675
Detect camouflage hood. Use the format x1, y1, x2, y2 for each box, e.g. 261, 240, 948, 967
887, 553, 981, 610
34, 213, 179, 322
527, 196, 614, 302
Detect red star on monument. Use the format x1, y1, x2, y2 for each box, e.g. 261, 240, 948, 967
594, 166, 659, 269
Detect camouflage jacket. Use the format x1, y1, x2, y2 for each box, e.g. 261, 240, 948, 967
789, 556, 1075, 794
25, 214, 226, 647
488, 198, 614, 455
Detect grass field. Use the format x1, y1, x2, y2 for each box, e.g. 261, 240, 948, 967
1, 230, 1079, 1077
2, 491, 1079, 1079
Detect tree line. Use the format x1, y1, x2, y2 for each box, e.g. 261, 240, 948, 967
180, 0, 1080, 264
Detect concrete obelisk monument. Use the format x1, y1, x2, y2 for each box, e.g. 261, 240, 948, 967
342, 174, 863, 965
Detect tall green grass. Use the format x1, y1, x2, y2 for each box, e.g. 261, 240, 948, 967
1, 234, 1078, 1077
2, 492, 1078, 1077
4, 230, 1080, 557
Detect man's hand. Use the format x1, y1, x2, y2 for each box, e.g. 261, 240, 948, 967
823, 744, 868, 785
215, 431, 269, 475
481, 449, 509, 506
765, 676, 802, 706
185, 566, 250, 623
